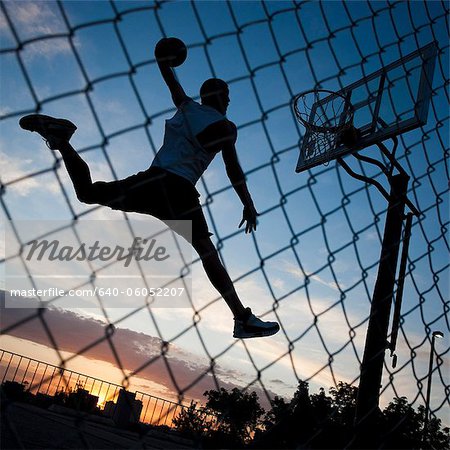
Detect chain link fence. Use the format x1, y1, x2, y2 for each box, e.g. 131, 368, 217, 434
0, 0, 448, 448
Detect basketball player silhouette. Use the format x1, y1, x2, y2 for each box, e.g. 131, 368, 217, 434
19, 41, 280, 339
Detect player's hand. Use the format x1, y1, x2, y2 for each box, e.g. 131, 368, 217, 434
239, 205, 259, 234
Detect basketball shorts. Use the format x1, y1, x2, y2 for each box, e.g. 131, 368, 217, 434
90, 167, 211, 242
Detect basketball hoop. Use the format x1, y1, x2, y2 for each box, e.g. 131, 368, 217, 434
293, 89, 355, 164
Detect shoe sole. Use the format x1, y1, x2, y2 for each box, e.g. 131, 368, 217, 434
19, 114, 77, 138
233, 324, 280, 339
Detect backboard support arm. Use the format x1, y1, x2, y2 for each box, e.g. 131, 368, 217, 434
353, 152, 390, 176
336, 157, 390, 202
340, 117, 420, 217
376, 118, 420, 216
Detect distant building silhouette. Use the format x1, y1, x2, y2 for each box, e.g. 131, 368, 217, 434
67, 387, 99, 413
103, 400, 116, 417
112, 390, 143, 426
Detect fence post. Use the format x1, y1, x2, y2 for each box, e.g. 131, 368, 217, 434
354, 173, 409, 447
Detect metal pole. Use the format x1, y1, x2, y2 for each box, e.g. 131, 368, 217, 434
423, 331, 444, 447
354, 173, 409, 448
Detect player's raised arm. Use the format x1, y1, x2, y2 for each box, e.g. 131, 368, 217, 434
155, 38, 189, 108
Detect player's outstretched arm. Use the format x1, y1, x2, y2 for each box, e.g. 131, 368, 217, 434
221, 125, 258, 233
156, 59, 189, 108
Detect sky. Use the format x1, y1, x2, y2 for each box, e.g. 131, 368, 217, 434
0, 0, 449, 424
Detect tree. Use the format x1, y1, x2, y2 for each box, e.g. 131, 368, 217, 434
172, 382, 449, 449
382, 398, 449, 449
310, 387, 333, 424
262, 395, 291, 430
255, 381, 449, 449
329, 381, 358, 426
417, 405, 450, 450
253, 381, 320, 449
203, 387, 264, 445
172, 401, 212, 440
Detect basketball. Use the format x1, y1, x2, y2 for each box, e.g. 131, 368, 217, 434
154, 37, 187, 67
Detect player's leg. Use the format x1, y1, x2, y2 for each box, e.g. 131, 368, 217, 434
52, 140, 141, 208
192, 236, 280, 339
164, 175, 280, 338
192, 236, 246, 318
57, 141, 98, 204
20, 114, 93, 200
19, 114, 127, 207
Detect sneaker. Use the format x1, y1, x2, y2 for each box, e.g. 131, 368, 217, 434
19, 114, 77, 149
233, 307, 280, 339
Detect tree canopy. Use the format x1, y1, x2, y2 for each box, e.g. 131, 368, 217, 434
173, 381, 449, 449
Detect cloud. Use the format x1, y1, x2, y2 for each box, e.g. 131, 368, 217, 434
3, 1, 59, 34
23, 38, 73, 61
0, 149, 59, 196
282, 259, 347, 291
2, 1, 73, 59
0, 150, 42, 196
0, 290, 277, 405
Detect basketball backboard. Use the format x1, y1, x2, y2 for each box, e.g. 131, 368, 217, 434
295, 42, 438, 173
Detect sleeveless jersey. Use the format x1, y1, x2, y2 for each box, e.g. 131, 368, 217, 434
151, 98, 225, 185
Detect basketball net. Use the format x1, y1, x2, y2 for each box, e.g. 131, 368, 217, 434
294, 89, 354, 165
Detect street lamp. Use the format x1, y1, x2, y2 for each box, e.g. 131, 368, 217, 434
423, 330, 444, 445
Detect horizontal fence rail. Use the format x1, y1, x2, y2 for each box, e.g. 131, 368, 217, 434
0, 349, 204, 428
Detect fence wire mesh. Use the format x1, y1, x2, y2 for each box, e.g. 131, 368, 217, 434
0, 0, 449, 448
